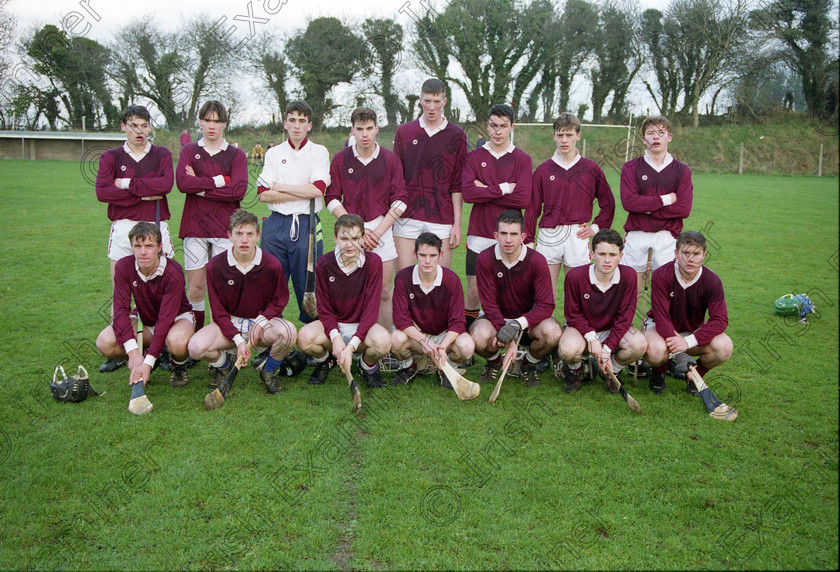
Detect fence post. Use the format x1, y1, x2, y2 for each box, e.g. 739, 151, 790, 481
582, 139, 586, 158
818, 143, 823, 177
738, 143, 744, 175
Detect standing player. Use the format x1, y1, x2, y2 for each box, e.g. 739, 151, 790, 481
472, 210, 561, 387
326, 107, 407, 330
257, 100, 331, 323
390, 233, 474, 388
558, 229, 647, 393
643, 231, 731, 394
188, 210, 296, 395
95, 104, 174, 373
620, 115, 693, 292
297, 215, 391, 388
526, 112, 615, 294
176, 100, 248, 331
95, 222, 195, 389
392, 78, 467, 271
461, 104, 532, 330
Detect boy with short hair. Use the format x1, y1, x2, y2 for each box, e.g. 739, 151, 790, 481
461, 103, 532, 329
95, 222, 195, 389
257, 100, 331, 323
472, 210, 561, 388
297, 214, 391, 388
643, 231, 731, 394
390, 232, 474, 388
620, 115, 693, 289
558, 229, 647, 393
176, 100, 248, 330
188, 210, 296, 395
392, 78, 468, 271
95, 104, 175, 373
326, 107, 408, 330
526, 112, 615, 293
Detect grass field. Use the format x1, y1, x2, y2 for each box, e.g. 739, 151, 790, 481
0, 159, 837, 570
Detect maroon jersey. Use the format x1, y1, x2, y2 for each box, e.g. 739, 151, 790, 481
393, 119, 467, 224
476, 245, 555, 331
526, 156, 615, 241
647, 263, 728, 345
564, 264, 637, 353
206, 249, 289, 342
176, 141, 248, 238
620, 156, 693, 238
462, 145, 532, 239
316, 251, 383, 343
392, 266, 466, 335
326, 146, 408, 221
112, 255, 192, 360
95, 144, 173, 222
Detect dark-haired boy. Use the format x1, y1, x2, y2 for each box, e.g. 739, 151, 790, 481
326, 107, 407, 330
176, 100, 248, 329
188, 210, 296, 394
643, 231, 731, 394
390, 232, 474, 388
257, 100, 331, 323
558, 229, 647, 393
96, 104, 175, 373
526, 112, 614, 293
472, 210, 561, 387
393, 78, 467, 271
297, 215, 391, 388
95, 222, 195, 388
462, 103, 532, 329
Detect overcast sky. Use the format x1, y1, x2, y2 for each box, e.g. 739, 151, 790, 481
6, 0, 671, 127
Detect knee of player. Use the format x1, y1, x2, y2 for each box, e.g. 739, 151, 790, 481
368, 329, 392, 355
455, 333, 475, 356
96, 327, 117, 356
626, 332, 648, 357
391, 329, 409, 350
558, 335, 584, 361
187, 336, 205, 360
711, 333, 733, 361
166, 333, 191, 357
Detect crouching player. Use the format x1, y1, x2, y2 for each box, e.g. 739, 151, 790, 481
96, 222, 195, 388
471, 210, 561, 387
558, 229, 647, 393
297, 214, 391, 388
188, 210, 296, 395
643, 231, 731, 394
390, 232, 474, 389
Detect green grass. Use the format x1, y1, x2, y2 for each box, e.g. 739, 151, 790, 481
0, 160, 837, 570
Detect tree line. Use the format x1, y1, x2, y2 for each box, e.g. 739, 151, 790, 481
0, 0, 836, 132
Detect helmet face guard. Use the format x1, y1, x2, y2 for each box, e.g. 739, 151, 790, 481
50, 365, 100, 402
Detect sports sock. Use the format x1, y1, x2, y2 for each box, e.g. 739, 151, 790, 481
191, 301, 205, 329
486, 350, 501, 364
399, 357, 414, 369
263, 355, 284, 373
210, 353, 230, 369
610, 354, 623, 374
696, 364, 709, 377
524, 350, 540, 364
465, 308, 480, 330
567, 360, 582, 371
361, 358, 378, 372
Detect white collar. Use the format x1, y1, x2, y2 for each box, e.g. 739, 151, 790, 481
551, 150, 581, 170
123, 141, 151, 162
674, 261, 703, 289
352, 142, 380, 165
643, 151, 673, 172
334, 246, 365, 275
198, 138, 229, 156
494, 243, 527, 269
135, 255, 166, 282
589, 264, 620, 293
419, 115, 448, 137
482, 141, 515, 159
412, 264, 443, 294
226, 247, 262, 274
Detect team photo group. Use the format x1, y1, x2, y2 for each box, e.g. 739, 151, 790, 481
94, 77, 736, 420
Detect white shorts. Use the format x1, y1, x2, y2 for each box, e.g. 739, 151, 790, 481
337, 322, 360, 347
230, 315, 255, 336
535, 225, 590, 267
364, 217, 397, 262
147, 311, 196, 336
623, 230, 676, 272
183, 237, 233, 271
393, 217, 452, 241
466, 235, 495, 253
108, 219, 175, 261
